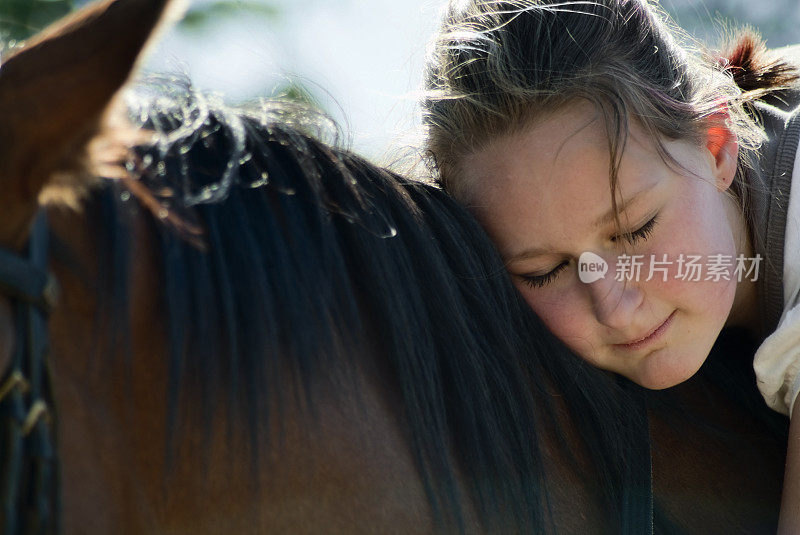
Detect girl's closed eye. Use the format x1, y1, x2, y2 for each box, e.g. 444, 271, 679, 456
613, 214, 659, 245
519, 261, 569, 289
517, 214, 660, 289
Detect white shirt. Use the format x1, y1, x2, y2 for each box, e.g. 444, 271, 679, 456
753, 135, 800, 416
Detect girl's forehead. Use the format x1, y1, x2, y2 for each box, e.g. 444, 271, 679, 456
464, 104, 661, 200
463, 110, 696, 258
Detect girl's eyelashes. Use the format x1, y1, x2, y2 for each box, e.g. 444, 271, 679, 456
613, 214, 659, 245
517, 213, 660, 289
519, 261, 569, 289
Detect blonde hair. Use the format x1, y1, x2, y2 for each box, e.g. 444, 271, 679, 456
422, 0, 799, 235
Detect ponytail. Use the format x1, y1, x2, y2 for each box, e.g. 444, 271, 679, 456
717, 31, 800, 97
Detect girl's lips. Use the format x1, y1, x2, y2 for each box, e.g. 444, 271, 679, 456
613, 310, 677, 351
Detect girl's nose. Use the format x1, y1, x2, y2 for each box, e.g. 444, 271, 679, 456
585, 255, 644, 331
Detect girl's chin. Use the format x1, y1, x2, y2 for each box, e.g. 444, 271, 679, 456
632, 349, 707, 391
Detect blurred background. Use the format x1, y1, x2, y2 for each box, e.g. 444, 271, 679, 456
2, 0, 798, 165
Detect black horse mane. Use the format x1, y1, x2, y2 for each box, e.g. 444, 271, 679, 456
75, 84, 768, 533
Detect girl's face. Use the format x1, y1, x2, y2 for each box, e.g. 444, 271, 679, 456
460, 101, 755, 389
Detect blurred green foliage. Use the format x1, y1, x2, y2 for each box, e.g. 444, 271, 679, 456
0, 0, 281, 42
0, 0, 73, 41
663, 0, 800, 48
181, 1, 280, 32
273, 81, 318, 107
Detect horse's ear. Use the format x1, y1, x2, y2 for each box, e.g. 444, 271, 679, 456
0, 0, 183, 247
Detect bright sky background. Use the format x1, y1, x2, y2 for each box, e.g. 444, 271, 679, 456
143, 0, 796, 164
146, 0, 442, 164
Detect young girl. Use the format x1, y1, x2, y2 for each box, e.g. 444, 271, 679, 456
421, 0, 800, 530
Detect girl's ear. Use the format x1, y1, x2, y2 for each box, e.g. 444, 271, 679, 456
706, 110, 739, 192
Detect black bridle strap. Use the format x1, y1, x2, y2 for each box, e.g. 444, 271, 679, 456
0, 241, 57, 313
0, 212, 60, 534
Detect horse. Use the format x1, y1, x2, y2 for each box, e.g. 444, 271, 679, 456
0, 0, 789, 533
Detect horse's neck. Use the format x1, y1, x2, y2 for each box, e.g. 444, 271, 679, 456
44, 197, 436, 533
46, 196, 165, 531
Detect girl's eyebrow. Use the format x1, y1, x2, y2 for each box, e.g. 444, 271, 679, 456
593, 184, 655, 229
505, 183, 658, 263
505, 246, 553, 264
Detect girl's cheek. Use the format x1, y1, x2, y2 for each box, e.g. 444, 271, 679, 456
517, 282, 589, 343
646, 207, 738, 310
